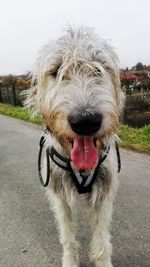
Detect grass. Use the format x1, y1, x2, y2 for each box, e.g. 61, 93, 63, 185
118, 124, 150, 153
0, 103, 150, 154
0, 103, 42, 124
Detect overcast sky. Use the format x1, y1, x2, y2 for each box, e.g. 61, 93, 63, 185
0, 0, 150, 75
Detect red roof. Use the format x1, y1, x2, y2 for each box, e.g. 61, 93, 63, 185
120, 72, 138, 80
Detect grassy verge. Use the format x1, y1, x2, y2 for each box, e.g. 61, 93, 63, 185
0, 103, 42, 124
118, 124, 150, 153
0, 103, 150, 154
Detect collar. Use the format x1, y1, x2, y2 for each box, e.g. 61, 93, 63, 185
38, 130, 121, 194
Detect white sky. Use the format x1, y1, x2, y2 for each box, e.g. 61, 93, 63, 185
0, 0, 150, 75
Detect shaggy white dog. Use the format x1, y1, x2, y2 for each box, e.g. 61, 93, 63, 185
26, 25, 123, 267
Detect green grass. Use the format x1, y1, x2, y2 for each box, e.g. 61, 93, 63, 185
118, 124, 150, 153
0, 103, 42, 124
0, 103, 150, 153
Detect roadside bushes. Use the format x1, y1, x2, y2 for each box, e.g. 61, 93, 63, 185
124, 93, 150, 127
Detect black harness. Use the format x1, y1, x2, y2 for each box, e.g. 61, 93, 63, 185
38, 130, 121, 194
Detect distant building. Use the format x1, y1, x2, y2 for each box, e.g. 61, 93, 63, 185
120, 71, 138, 80
120, 70, 150, 91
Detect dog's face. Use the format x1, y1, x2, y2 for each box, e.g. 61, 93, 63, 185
26, 26, 123, 170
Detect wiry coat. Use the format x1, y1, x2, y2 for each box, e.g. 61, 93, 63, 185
25, 26, 124, 267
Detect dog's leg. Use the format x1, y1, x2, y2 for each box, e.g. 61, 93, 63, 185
48, 190, 79, 267
89, 196, 113, 267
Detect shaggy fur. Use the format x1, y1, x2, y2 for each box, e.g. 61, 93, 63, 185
25, 25, 124, 267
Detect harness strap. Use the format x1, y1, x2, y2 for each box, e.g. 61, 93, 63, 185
51, 145, 110, 194
38, 135, 50, 187
115, 141, 121, 173
49, 147, 69, 171
38, 132, 121, 193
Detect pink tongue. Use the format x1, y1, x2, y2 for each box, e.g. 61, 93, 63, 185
71, 137, 98, 170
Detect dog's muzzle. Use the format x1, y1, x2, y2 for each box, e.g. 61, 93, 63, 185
38, 130, 121, 194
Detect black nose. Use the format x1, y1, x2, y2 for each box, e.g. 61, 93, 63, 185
68, 112, 102, 135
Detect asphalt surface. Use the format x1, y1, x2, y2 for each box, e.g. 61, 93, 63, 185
0, 114, 150, 267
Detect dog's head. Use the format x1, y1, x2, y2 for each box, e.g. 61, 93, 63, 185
26, 26, 124, 170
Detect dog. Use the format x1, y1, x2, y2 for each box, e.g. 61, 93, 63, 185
25, 25, 124, 267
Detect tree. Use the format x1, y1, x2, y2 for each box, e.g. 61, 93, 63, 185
135, 62, 144, 71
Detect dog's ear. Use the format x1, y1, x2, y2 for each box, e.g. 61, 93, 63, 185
94, 46, 124, 112
23, 62, 62, 117
106, 65, 125, 112
23, 78, 39, 117
99, 54, 125, 113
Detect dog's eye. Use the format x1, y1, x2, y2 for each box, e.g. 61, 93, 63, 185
46, 65, 60, 78
94, 68, 101, 76
51, 70, 58, 78
48, 69, 58, 78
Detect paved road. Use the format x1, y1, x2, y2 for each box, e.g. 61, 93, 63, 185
0, 114, 150, 267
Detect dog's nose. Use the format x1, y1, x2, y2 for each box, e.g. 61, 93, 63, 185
68, 112, 102, 135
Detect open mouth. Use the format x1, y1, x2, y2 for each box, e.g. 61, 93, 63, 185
70, 136, 98, 170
